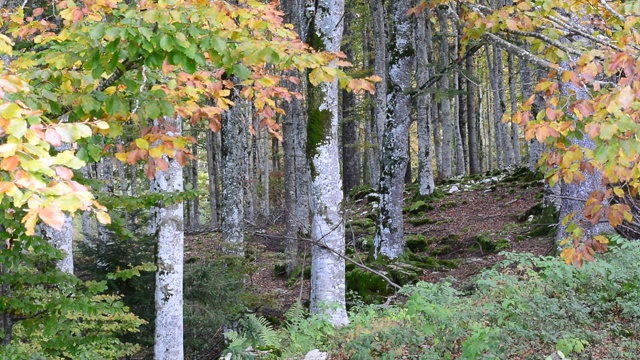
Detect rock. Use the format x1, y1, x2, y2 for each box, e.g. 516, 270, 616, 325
448, 184, 460, 193
304, 349, 328, 360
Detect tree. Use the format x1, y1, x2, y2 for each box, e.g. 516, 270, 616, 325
306, 0, 350, 326
375, 0, 415, 259
150, 117, 185, 360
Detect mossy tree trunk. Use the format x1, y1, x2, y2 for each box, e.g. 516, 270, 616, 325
375, 0, 414, 259
221, 86, 246, 255
307, 0, 349, 327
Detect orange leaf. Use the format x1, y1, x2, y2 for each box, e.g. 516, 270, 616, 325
38, 206, 65, 229
175, 151, 186, 167
55, 166, 74, 180
1, 155, 19, 171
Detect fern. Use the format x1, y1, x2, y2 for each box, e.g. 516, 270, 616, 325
284, 301, 307, 329
242, 314, 279, 349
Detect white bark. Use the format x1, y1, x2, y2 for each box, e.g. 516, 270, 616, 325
221, 92, 246, 255
415, 9, 435, 195
307, 0, 348, 327
152, 117, 184, 360
42, 215, 74, 274
437, 9, 453, 179
375, 0, 414, 259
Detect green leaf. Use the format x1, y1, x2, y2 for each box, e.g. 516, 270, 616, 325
159, 34, 172, 51
139, 27, 153, 40
89, 23, 105, 41
233, 64, 251, 80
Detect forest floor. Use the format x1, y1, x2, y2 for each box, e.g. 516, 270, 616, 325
184, 168, 556, 358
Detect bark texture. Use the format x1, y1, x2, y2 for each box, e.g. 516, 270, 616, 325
152, 117, 184, 360
221, 90, 246, 255
375, 0, 414, 259
307, 0, 349, 326
415, 8, 435, 196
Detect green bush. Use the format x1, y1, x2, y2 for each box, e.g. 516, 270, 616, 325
224, 236, 640, 359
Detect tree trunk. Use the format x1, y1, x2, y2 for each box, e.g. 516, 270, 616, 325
507, 54, 521, 166
41, 215, 74, 274
453, 20, 466, 176
307, 0, 349, 326
206, 129, 219, 227
261, 126, 270, 217
415, 8, 435, 195
466, 56, 481, 174
519, 57, 544, 170
437, 9, 453, 179
221, 89, 246, 255
190, 127, 199, 229
152, 117, 184, 360
369, 0, 386, 188
375, 0, 414, 259
342, 87, 360, 194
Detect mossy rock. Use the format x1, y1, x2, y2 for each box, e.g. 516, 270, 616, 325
407, 253, 458, 270
431, 245, 452, 256
527, 203, 559, 237
347, 218, 375, 230
411, 189, 446, 202
349, 185, 374, 200
408, 217, 436, 226
357, 235, 375, 252
405, 234, 429, 253
439, 201, 457, 210
472, 233, 510, 253
408, 201, 434, 214
346, 268, 392, 303
518, 202, 544, 221
386, 262, 423, 286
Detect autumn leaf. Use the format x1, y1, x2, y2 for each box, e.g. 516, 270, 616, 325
38, 206, 65, 229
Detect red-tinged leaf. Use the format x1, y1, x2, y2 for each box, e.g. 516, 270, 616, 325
545, 107, 556, 120
1, 155, 19, 171
156, 157, 169, 171
288, 76, 300, 85
127, 150, 139, 165
209, 119, 221, 132
573, 255, 583, 268
144, 160, 155, 179
33, 7, 44, 16
249, 124, 257, 136
38, 206, 65, 229
175, 151, 187, 167
45, 128, 62, 147
55, 166, 73, 180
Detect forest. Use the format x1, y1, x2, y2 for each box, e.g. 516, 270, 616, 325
2, 0, 640, 358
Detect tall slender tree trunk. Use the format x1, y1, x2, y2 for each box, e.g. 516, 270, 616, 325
466, 56, 481, 174
261, 126, 270, 217
369, 0, 386, 188
190, 127, 199, 229
152, 117, 184, 360
206, 129, 219, 227
519, 57, 544, 170
437, 9, 453, 179
282, 0, 312, 274
453, 21, 466, 176
307, 0, 349, 326
375, 0, 414, 259
221, 89, 246, 255
508, 54, 521, 166
415, 8, 435, 196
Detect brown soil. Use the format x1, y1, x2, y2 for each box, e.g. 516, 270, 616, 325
184, 171, 554, 358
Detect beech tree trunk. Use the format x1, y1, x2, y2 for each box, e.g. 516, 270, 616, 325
375, 0, 414, 259
415, 8, 435, 196
508, 54, 521, 166
152, 117, 184, 360
221, 89, 246, 255
42, 216, 74, 274
466, 56, 481, 174
519, 57, 544, 170
436, 9, 453, 179
206, 129, 219, 227
369, 0, 386, 188
307, 0, 349, 326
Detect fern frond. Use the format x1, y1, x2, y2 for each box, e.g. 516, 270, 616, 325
284, 301, 306, 328
243, 314, 279, 349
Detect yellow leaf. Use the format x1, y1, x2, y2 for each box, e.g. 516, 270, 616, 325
95, 120, 109, 130
96, 211, 111, 225
115, 152, 128, 162
613, 187, 625, 197
593, 235, 609, 244
135, 138, 150, 150
0, 143, 18, 157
